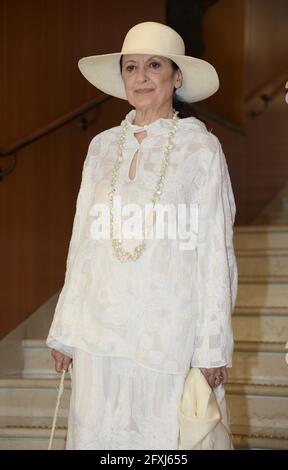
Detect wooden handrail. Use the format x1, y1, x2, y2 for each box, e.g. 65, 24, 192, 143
245, 68, 288, 118
192, 104, 245, 134
0, 94, 111, 156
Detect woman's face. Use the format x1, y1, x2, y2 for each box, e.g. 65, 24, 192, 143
121, 54, 182, 111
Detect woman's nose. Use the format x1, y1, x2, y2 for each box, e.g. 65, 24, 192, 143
135, 67, 148, 83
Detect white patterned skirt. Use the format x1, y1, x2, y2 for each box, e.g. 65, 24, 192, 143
65, 348, 186, 450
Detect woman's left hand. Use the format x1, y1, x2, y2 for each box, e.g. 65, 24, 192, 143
200, 366, 228, 389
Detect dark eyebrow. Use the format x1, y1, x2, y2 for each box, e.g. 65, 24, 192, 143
123, 56, 163, 65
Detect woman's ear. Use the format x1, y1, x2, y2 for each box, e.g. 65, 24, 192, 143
175, 69, 183, 89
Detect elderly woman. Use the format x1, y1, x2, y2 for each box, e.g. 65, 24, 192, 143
47, 21, 238, 450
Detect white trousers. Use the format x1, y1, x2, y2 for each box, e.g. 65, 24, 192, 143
65, 348, 186, 450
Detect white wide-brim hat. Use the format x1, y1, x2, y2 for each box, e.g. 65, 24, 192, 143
78, 21, 219, 103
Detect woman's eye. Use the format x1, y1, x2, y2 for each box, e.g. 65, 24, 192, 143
125, 62, 160, 72
126, 65, 135, 72
150, 62, 160, 69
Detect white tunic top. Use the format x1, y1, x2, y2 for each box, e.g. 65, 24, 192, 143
46, 109, 238, 375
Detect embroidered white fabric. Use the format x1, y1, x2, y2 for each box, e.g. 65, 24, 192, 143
46, 109, 238, 374
66, 349, 186, 450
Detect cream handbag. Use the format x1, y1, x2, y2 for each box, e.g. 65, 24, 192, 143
178, 368, 234, 450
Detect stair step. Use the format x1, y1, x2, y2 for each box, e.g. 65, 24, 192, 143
0, 426, 66, 450
0, 415, 68, 429
21, 340, 288, 385
0, 382, 287, 450
234, 341, 286, 353
22, 341, 57, 378
239, 275, 288, 283
231, 341, 288, 385
231, 424, 288, 450
237, 249, 288, 256
1, 370, 287, 450
233, 309, 288, 342
226, 383, 288, 435
0, 425, 287, 450
0, 376, 71, 418
1, 424, 287, 450
237, 252, 288, 278
234, 226, 288, 251
236, 283, 288, 308
234, 306, 288, 315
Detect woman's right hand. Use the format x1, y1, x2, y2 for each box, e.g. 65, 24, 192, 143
200, 366, 228, 389
51, 349, 72, 373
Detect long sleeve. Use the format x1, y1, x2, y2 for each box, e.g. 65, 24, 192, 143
62, 135, 101, 284
191, 137, 238, 368
46, 134, 101, 356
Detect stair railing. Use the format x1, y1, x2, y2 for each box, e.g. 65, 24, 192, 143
0, 95, 111, 181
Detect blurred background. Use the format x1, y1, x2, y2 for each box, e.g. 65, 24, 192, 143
0, 0, 287, 450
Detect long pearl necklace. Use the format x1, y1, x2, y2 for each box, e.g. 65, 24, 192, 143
108, 110, 180, 262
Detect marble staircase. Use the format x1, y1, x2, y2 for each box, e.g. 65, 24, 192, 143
0, 225, 287, 449
228, 226, 288, 449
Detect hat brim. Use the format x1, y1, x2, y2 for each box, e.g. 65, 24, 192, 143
78, 52, 219, 103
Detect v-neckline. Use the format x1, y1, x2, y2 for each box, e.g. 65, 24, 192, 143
133, 130, 147, 145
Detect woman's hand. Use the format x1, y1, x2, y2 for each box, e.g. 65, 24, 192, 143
51, 349, 72, 373
200, 366, 228, 389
